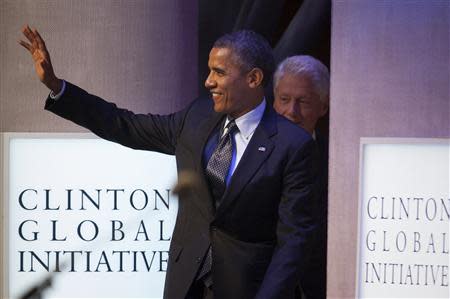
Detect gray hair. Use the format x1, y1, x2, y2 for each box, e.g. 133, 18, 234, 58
213, 30, 275, 87
274, 55, 330, 104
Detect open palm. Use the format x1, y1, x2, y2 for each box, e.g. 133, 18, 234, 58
19, 25, 61, 93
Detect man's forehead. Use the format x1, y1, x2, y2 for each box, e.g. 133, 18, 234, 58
210, 46, 233, 55
282, 72, 313, 81
275, 74, 321, 99
277, 73, 314, 89
208, 47, 240, 67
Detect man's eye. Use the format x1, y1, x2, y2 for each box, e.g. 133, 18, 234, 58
299, 98, 312, 105
280, 97, 289, 102
212, 69, 225, 76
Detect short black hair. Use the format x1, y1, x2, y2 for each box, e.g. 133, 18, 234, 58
213, 30, 275, 87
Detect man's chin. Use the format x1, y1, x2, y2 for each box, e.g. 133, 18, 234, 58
213, 104, 224, 113
212, 100, 228, 112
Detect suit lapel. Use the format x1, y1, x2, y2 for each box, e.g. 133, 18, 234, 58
215, 105, 278, 219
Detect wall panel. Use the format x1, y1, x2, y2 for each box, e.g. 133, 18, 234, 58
0, 0, 198, 132
328, 1, 449, 297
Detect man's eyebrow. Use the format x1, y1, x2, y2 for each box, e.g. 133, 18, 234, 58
211, 67, 226, 74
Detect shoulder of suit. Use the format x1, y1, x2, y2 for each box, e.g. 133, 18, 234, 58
274, 113, 312, 145
185, 95, 216, 115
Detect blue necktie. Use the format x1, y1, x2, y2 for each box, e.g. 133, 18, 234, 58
198, 120, 238, 286
205, 120, 238, 207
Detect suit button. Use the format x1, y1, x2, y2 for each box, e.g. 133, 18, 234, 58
196, 257, 201, 263
211, 226, 217, 232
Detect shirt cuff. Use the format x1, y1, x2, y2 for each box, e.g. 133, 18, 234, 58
49, 80, 66, 100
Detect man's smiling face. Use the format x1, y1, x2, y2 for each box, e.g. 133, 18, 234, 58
204, 47, 252, 118
274, 73, 328, 134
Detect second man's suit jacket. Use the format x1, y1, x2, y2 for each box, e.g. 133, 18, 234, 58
45, 82, 320, 299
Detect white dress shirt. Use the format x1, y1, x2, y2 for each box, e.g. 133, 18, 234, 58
49, 80, 66, 100
223, 99, 266, 185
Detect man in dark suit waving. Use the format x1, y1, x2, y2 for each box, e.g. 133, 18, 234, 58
20, 26, 319, 299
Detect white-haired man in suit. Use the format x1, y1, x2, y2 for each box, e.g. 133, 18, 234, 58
273, 55, 329, 299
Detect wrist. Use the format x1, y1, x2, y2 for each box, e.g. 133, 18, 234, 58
47, 78, 62, 94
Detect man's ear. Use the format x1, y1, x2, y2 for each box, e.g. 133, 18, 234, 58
247, 68, 264, 88
320, 99, 329, 117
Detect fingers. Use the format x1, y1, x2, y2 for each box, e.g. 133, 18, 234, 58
21, 25, 35, 44
21, 25, 37, 55
21, 25, 50, 59
28, 26, 40, 50
18, 40, 32, 52
22, 25, 45, 50
33, 28, 46, 50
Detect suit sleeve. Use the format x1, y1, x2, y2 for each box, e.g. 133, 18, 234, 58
45, 81, 191, 155
256, 139, 320, 299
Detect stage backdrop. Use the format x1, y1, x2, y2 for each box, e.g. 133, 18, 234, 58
0, 0, 197, 297
328, 1, 449, 298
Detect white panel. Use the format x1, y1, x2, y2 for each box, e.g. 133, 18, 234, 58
356, 138, 450, 298
3, 133, 178, 299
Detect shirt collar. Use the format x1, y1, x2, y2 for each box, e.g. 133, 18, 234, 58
224, 99, 266, 139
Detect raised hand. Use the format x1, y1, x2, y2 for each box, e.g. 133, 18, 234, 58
19, 25, 62, 93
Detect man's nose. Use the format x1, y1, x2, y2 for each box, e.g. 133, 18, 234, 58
204, 73, 216, 89
287, 103, 301, 120
288, 102, 300, 116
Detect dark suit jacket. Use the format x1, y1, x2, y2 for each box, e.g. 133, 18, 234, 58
297, 133, 328, 299
45, 82, 319, 299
